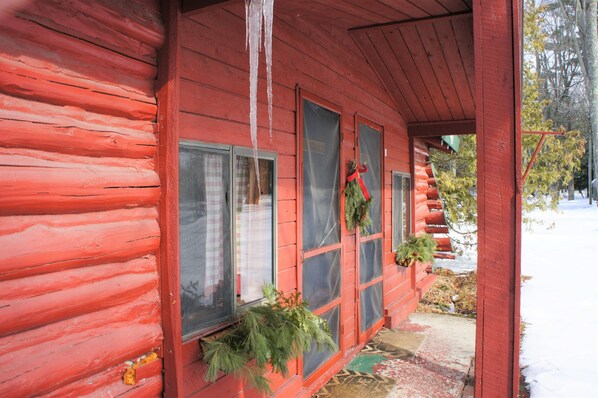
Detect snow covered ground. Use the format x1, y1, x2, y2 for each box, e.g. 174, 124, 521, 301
437, 196, 598, 396
520, 197, 598, 397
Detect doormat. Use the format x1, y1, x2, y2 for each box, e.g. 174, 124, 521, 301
363, 328, 424, 360
312, 369, 396, 398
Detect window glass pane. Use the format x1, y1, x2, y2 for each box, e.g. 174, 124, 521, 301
402, 177, 411, 242
360, 282, 383, 332
303, 305, 340, 378
359, 238, 382, 284
302, 99, 340, 251
179, 145, 232, 337
235, 156, 274, 305
358, 123, 382, 235
392, 174, 403, 249
302, 249, 341, 311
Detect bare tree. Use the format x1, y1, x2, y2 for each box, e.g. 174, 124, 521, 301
585, 0, 597, 198
541, 0, 597, 199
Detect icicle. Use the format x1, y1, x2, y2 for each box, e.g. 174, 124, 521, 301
244, 0, 250, 49
246, 0, 264, 186
245, 0, 276, 190
264, 0, 274, 141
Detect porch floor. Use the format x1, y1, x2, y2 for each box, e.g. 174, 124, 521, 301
313, 313, 476, 398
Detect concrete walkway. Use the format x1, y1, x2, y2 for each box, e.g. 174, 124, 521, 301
314, 313, 476, 398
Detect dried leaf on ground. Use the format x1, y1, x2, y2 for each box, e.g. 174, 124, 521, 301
417, 268, 477, 316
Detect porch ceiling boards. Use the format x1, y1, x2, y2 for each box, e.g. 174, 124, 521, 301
277, 0, 472, 29
349, 12, 475, 125
278, 0, 476, 130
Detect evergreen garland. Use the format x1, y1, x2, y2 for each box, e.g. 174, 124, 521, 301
395, 233, 437, 267
344, 160, 373, 234
201, 285, 336, 393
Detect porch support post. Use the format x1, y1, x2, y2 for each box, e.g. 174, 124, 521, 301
158, 0, 183, 396
474, 0, 522, 396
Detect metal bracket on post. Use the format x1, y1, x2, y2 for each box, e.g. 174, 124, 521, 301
521, 130, 564, 186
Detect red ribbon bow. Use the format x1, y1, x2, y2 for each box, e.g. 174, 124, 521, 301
347, 163, 371, 201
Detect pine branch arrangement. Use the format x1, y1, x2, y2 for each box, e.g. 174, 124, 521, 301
395, 234, 437, 267
344, 160, 373, 234
201, 285, 337, 394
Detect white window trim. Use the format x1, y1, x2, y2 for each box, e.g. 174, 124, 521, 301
391, 171, 411, 251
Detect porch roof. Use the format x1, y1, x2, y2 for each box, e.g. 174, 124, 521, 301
185, 0, 475, 136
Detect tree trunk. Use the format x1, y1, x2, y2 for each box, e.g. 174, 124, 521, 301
568, 178, 575, 200
586, 0, 598, 193
590, 135, 594, 204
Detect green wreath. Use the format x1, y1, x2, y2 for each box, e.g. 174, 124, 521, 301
344, 160, 372, 234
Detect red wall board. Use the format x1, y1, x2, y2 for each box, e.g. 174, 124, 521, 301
0, 94, 154, 132
0, 272, 157, 337
0, 14, 157, 80
0, 119, 157, 159
278, 221, 298, 248
278, 244, 297, 270
0, 217, 159, 281
0, 320, 162, 396
1, 256, 155, 301
0, 291, 160, 356
44, 361, 161, 398
0, 59, 156, 119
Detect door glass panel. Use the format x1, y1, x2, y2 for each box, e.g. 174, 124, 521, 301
359, 238, 382, 284
302, 249, 341, 311
302, 100, 340, 251
179, 145, 232, 336
360, 282, 383, 332
358, 123, 382, 235
303, 305, 340, 378
235, 156, 274, 305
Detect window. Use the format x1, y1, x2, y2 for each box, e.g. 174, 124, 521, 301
392, 172, 411, 249
179, 142, 276, 338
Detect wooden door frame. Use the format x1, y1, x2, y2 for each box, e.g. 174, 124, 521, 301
354, 114, 385, 345
296, 87, 345, 387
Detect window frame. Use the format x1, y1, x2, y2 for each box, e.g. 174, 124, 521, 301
232, 146, 278, 310
178, 140, 278, 341
391, 171, 412, 251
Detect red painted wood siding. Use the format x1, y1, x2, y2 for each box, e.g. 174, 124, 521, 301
176, 3, 416, 396
474, 0, 522, 395
0, 1, 165, 396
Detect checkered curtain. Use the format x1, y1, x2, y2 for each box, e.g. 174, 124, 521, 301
204, 153, 225, 301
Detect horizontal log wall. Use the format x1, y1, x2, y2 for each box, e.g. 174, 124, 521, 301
178, 3, 413, 396
413, 139, 432, 234
0, 1, 164, 396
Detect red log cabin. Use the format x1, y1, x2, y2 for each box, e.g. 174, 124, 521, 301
0, 0, 522, 397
